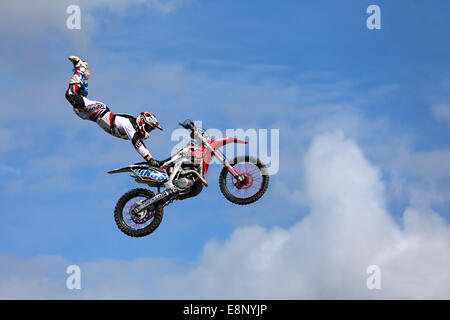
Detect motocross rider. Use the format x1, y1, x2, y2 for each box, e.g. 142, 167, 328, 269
65, 56, 163, 168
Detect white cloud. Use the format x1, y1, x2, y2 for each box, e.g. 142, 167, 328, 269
1, 132, 450, 299
0, 255, 70, 299
432, 103, 450, 126
0, 0, 186, 50
370, 140, 450, 214
159, 132, 450, 299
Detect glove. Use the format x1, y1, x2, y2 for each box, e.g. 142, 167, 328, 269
147, 158, 160, 168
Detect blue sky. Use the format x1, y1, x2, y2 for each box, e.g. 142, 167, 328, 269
1, 0, 450, 299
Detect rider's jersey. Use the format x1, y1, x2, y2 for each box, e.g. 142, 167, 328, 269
100, 112, 152, 159
65, 84, 152, 159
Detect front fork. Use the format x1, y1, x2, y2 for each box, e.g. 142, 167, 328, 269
209, 145, 246, 188
196, 131, 247, 188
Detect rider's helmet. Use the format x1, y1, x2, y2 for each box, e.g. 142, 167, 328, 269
136, 112, 163, 139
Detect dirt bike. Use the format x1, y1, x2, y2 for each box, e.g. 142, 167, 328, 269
108, 119, 269, 237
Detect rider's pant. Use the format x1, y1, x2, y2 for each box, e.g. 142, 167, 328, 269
66, 86, 113, 134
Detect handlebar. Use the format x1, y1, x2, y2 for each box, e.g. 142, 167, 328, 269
178, 119, 213, 142
178, 119, 195, 131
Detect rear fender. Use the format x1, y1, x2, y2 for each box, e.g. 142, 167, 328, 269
107, 164, 147, 174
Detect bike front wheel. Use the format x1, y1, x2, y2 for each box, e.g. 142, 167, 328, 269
219, 155, 269, 205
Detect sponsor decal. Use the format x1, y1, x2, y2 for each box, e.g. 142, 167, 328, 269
133, 169, 167, 182
86, 103, 106, 113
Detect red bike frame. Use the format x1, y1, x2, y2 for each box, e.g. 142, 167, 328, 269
197, 137, 248, 176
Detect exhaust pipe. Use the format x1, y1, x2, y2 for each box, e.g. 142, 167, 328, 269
181, 169, 209, 187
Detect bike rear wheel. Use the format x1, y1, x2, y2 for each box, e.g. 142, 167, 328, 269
219, 155, 269, 205
114, 188, 164, 237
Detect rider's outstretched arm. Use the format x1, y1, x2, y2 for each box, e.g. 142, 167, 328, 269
132, 133, 152, 160
119, 119, 152, 160
130, 132, 160, 166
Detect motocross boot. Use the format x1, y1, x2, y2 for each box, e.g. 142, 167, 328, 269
68, 56, 89, 85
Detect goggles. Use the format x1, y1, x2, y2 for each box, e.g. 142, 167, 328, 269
143, 123, 155, 133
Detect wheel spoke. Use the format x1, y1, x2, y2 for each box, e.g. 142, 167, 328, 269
122, 196, 155, 229
224, 161, 265, 199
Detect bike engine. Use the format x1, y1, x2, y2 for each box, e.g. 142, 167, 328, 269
174, 176, 194, 190
176, 173, 204, 200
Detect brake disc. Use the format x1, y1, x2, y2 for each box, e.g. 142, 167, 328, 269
129, 202, 154, 224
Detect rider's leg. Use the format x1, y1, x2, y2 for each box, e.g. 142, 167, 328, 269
65, 56, 93, 108
65, 85, 85, 108
68, 56, 88, 83
66, 56, 115, 136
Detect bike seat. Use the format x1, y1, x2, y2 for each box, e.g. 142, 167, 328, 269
133, 162, 149, 166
